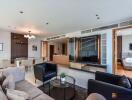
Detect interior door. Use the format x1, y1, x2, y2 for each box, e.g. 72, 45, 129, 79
50, 45, 54, 61
62, 43, 66, 55
117, 36, 122, 62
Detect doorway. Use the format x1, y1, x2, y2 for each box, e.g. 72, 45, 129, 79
50, 45, 54, 61
113, 26, 132, 77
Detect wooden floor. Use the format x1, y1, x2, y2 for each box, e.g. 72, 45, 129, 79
116, 64, 132, 78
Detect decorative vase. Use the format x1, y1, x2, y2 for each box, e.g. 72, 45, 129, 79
61, 77, 66, 84
16, 61, 20, 67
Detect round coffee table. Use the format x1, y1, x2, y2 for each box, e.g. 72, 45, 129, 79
49, 75, 75, 100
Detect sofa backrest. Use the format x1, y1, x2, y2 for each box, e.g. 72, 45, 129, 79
3, 67, 25, 83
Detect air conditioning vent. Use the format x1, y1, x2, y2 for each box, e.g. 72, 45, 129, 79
119, 20, 132, 27
47, 34, 66, 41
92, 24, 118, 32
81, 29, 91, 34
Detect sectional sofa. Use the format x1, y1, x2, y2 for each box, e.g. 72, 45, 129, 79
0, 67, 54, 100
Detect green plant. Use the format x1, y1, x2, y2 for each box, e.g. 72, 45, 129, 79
60, 73, 66, 78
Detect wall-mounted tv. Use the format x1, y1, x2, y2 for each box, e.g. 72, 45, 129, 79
129, 43, 132, 50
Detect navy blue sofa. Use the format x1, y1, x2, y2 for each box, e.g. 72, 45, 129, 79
88, 71, 132, 100
34, 63, 57, 85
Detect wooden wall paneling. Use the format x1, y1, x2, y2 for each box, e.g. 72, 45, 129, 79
97, 35, 101, 64
11, 33, 28, 63
112, 30, 117, 74
74, 38, 80, 62
41, 41, 48, 58
117, 36, 122, 62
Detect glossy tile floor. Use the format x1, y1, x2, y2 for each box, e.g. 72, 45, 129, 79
25, 65, 95, 88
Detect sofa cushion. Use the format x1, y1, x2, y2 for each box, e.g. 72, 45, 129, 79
33, 94, 54, 100
86, 93, 106, 100
128, 78, 132, 85
6, 88, 30, 100
15, 80, 43, 99
2, 74, 15, 90
118, 75, 131, 89
0, 72, 6, 86
0, 86, 8, 100
3, 67, 25, 83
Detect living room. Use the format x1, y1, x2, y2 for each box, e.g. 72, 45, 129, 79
0, 0, 132, 100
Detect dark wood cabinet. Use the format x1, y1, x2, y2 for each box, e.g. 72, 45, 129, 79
11, 33, 28, 63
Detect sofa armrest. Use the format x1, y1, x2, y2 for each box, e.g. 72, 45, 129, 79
95, 71, 121, 85
3, 67, 25, 82
88, 79, 132, 100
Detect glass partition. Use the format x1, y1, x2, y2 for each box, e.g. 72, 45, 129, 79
68, 38, 75, 61
78, 35, 98, 63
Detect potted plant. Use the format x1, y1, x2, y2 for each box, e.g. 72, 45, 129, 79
60, 73, 66, 83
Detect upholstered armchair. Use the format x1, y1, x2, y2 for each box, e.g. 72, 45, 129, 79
34, 63, 57, 85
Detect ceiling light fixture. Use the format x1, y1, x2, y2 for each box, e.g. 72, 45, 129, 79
19, 11, 24, 14
46, 22, 49, 25
24, 31, 36, 39
95, 14, 100, 20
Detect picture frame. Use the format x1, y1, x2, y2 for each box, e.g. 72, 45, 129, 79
0, 43, 3, 51
32, 45, 37, 51
129, 43, 132, 50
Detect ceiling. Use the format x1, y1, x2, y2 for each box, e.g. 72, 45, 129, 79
0, 0, 132, 36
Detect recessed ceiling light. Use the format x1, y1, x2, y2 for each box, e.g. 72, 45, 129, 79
96, 14, 99, 16
19, 11, 24, 14
46, 22, 49, 25
97, 17, 100, 20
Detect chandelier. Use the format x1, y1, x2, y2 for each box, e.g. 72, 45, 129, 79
24, 31, 36, 39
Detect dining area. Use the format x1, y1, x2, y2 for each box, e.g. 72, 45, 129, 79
0, 57, 46, 70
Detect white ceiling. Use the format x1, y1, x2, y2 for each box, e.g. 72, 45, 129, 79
0, 0, 132, 36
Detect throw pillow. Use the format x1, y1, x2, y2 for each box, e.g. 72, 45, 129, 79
3, 67, 25, 83
86, 93, 106, 100
118, 75, 131, 89
0, 71, 6, 85
6, 89, 30, 100
2, 74, 15, 90
0, 86, 8, 100
128, 78, 132, 86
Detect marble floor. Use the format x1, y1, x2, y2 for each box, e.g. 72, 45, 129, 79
25, 65, 95, 88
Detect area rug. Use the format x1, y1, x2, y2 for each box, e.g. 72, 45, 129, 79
38, 83, 87, 100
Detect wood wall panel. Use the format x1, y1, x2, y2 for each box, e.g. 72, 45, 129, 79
41, 41, 48, 58
11, 33, 28, 63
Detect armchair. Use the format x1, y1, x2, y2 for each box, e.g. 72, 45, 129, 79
34, 63, 57, 85
88, 71, 132, 100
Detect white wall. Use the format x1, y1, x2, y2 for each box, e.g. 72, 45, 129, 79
0, 31, 43, 60
28, 37, 42, 58
122, 35, 132, 53
0, 31, 11, 60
